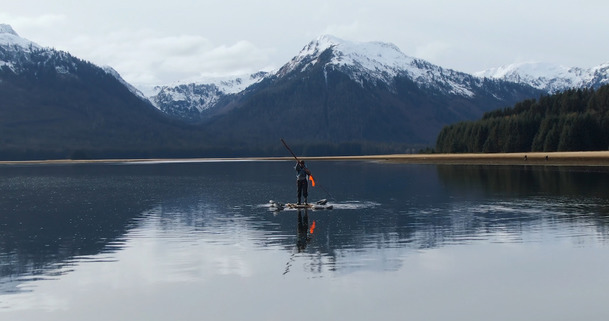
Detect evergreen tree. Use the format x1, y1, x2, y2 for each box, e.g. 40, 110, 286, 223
436, 84, 609, 153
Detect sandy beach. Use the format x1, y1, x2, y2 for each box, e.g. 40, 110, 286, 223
298, 151, 609, 166
2, 151, 609, 166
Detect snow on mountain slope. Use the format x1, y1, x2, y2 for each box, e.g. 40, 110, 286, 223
188, 72, 268, 95
588, 63, 609, 87
475, 62, 609, 93
148, 35, 497, 121
0, 24, 41, 51
148, 71, 267, 114
0, 24, 150, 102
102, 66, 149, 101
278, 35, 477, 97
0, 24, 43, 72
280, 35, 416, 81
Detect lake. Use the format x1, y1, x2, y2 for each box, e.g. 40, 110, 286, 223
1, 160, 609, 321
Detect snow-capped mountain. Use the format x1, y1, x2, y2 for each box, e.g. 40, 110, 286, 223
148, 71, 267, 120
1, 23, 42, 72
198, 35, 542, 146
0, 24, 212, 160
475, 62, 609, 93
3, 23, 598, 155
149, 36, 609, 123
0, 24, 40, 51
0, 24, 147, 101
150, 35, 530, 123
278, 35, 479, 97
0, 26, 80, 79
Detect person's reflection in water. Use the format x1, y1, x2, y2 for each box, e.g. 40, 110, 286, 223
284, 209, 315, 275
297, 209, 311, 252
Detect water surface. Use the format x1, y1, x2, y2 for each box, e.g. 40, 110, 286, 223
1, 161, 608, 320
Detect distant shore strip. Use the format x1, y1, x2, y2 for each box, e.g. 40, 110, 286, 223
2, 151, 609, 166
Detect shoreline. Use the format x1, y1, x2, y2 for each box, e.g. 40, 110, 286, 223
302, 151, 609, 166
2, 151, 609, 166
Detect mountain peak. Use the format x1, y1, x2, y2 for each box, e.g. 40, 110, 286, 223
314, 34, 343, 48
277, 35, 479, 97
292, 34, 342, 63
0, 24, 19, 36
280, 35, 421, 85
298, 35, 410, 65
0, 24, 41, 50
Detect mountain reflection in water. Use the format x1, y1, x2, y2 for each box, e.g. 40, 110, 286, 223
1, 161, 609, 315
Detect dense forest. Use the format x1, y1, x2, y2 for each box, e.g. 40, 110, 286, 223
435, 85, 609, 153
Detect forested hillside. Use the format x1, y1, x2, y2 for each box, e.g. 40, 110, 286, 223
436, 85, 609, 153
0, 48, 213, 160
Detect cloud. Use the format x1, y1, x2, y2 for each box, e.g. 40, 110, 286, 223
4, 0, 609, 85
0, 13, 67, 32
62, 29, 273, 85
321, 21, 361, 39
188, 40, 273, 76
414, 42, 452, 63
140, 35, 213, 56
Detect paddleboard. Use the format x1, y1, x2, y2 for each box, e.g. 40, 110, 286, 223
285, 203, 333, 210
269, 199, 333, 211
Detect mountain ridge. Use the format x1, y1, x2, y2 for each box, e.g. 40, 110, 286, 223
1, 24, 607, 158
277, 35, 481, 97
475, 61, 609, 93
148, 71, 267, 120
148, 36, 609, 121
150, 35, 545, 123
0, 23, 40, 51
197, 36, 544, 148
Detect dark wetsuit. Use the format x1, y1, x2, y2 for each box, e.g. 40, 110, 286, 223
295, 162, 309, 204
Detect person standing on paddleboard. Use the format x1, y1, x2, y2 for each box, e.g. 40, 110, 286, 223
295, 160, 310, 205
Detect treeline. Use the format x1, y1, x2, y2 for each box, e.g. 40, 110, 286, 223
436, 85, 609, 153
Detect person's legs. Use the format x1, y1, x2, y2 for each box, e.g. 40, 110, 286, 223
297, 179, 303, 204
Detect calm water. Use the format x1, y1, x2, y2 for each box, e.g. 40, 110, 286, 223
1, 161, 609, 321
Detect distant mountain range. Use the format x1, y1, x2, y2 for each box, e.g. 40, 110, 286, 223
150, 39, 609, 123
2, 24, 608, 159
148, 35, 545, 149
475, 61, 609, 93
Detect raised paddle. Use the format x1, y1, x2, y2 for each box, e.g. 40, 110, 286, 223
281, 138, 314, 186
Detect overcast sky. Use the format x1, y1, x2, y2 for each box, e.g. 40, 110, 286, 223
2, 0, 608, 86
